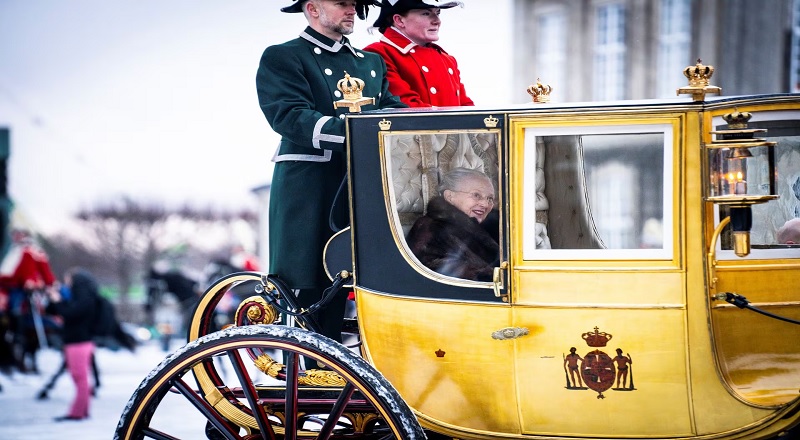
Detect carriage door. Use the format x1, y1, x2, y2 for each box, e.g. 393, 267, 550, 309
348, 116, 520, 435
705, 106, 800, 408
507, 114, 695, 437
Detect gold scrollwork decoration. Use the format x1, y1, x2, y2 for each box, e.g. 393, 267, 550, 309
253, 353, 347, 387
344, 413, 382, 434
264, 411, 379, 436
234, 296, 278, 326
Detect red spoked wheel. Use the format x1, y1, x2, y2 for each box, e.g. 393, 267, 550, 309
115, 325, 425, 440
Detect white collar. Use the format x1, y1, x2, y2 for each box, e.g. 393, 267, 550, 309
300, 29, 358, 56
381, 27, 418, 54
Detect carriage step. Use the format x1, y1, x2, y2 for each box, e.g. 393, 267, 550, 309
342, 317, 359, 334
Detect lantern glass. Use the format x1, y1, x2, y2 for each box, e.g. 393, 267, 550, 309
708, 145, 774, 198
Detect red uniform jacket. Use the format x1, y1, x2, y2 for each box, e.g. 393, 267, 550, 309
363, 27, 473, 108
0, 244, 56, 291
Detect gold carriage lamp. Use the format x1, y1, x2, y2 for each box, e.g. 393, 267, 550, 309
333, 71, 375, 113
527, 78, 552, 103
705, 109, 778, 257
677, 59, 721, 101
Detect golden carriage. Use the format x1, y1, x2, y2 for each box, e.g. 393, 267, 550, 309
115, 65, 800, 439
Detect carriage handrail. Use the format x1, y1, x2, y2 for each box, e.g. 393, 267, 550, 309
714, 292, 800, 325
254, 272, 352, 335
328, 175, 349, 233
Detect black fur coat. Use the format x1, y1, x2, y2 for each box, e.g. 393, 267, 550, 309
405, 197, 499, 281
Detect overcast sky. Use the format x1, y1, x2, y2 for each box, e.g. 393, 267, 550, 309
0, 0, 513, 234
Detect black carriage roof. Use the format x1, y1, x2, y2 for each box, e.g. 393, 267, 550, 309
350, 93, 800, 119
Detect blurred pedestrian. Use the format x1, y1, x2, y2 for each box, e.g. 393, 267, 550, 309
154, 294, 182, 352
37, 281, 136, 400
45, 268, 99, 421
0, 227, 56, 373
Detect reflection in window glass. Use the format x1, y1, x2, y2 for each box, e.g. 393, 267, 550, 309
383, 131, 501, 282
522, 125, 673, 260
590, 161, 637, 248
583, 134, 665, 249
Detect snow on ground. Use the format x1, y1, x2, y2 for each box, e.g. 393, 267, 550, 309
0, 341, 196, 439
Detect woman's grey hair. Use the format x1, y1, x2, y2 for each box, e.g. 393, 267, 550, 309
437, 167, 493, 195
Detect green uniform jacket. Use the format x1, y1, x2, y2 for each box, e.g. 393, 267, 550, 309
257, 26, 405, 289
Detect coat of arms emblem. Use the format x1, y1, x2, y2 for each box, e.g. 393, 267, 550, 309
563, 327, 635, 399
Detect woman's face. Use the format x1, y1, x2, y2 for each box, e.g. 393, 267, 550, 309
444, 176, 495, 223
394, 8, 442, 45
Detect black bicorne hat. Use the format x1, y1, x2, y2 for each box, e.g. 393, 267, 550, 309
372, 0, 463, 32
281, 0, 381, 20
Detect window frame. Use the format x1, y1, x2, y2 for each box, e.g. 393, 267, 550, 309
519, 122, 676, 261
378, 128, 505, 287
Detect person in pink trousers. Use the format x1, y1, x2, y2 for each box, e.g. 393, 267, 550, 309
46, 268, 100, 421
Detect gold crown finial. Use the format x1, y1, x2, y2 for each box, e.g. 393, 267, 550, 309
677, 58, 721, 101
684, 59, 715, 87
378, 119, 392, 131
723, 108, 752, 129
582, 326, 613, 347
337, 71, 365, 100
484, 115, 499, 128
334, 71, 375, 113
527, 78, 553, 103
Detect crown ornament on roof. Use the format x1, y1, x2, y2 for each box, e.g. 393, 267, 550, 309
723, 108, 752, 129
334, 71, 375, 113
711, 108, 770, 148
677, 59, 721, 101
582, 326, 613, 347
527, 78, 553, 103
684, 59, 714, 87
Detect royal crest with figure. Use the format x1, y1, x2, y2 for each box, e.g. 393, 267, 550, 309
564, 327, 636, 399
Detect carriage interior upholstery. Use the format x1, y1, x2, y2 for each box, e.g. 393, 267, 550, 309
539, 135, 606, 250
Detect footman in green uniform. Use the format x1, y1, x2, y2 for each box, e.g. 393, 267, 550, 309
256, 0, 405, 345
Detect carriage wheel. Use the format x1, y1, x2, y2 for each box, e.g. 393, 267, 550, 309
115, 325, 425, 440
188, 271, 266, 342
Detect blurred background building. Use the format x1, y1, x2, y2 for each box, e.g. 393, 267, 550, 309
512, 0, 796, 102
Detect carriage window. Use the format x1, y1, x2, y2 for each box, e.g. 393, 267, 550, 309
522, 124, 674, 260
715, 114, 800, 258
382, 130, 501, 282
